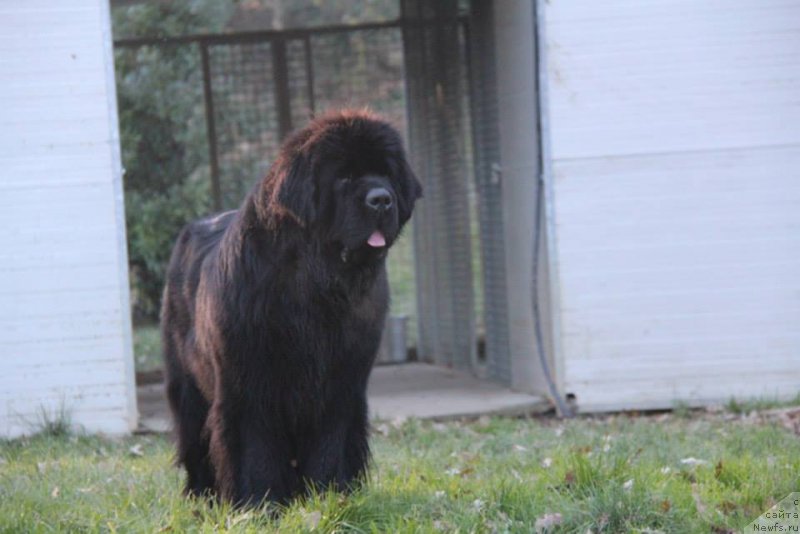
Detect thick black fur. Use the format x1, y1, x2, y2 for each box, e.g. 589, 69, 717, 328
161, 110, 422, 506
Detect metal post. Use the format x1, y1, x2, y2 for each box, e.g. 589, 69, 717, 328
200, 42, 222, 212
303, 36, 316, 114
271, 38, 293, 139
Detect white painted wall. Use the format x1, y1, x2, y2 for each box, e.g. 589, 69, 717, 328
540, 0, 800, 411
0, 1, 137, 436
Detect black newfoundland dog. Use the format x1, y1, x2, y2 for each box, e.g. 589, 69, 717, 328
161, 110, 421, 506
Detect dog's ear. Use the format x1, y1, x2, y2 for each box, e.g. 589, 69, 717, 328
397, 158, 423, 225
276, 153, 317, 226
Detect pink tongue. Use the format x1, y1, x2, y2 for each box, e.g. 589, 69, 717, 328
367, 230, 386, 248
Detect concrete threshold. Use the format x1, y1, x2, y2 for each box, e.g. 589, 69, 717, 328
136, 363, 550, 433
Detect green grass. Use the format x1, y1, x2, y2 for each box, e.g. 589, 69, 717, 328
2, 413, 798, 533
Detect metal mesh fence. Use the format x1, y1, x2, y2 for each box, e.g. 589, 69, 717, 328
310, 28, 406, 125
401, 0, 477, 371
115, 7, 510, 380
208, 42, 280, 208
466, 0, 511, 383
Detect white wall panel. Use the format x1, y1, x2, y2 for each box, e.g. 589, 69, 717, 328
541, 1, 800, 411
0, 0, 137, 436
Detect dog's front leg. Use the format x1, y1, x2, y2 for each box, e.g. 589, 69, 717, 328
301, 393, 370, 493
208, 401, 297, 507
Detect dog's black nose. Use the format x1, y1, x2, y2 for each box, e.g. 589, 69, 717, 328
365, 187, 393, 211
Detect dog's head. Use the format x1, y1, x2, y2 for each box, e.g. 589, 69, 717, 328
262, 110, 422, 262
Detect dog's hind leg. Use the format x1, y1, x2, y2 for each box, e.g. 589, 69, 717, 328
166, 372, 216, 497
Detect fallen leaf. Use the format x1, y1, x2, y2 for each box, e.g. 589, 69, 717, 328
719, 500, 737, 513
390, 416, 407, 429
472, 498, 485, 510
680, 457, 709, 466
714, 460, 723, 478
535, 512, 563, 532
691, 483, 707, 516
434, 490, 445, 498
541, 457, 553, 468
37, 462, 47, 474
564, 471, 575, 485
51, 486, 60, 498
660, 466, 671, 475
513, 444, 528, 452
622, 479, 634, 491
660, 499, 671, 512
302, 510, 322, 530
227, 511, 254, 528
129, 444, 144, 457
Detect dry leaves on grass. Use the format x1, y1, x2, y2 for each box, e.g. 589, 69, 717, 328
680, 457, 709, 467
691, 483, 708, 516
759, 407, 800, 435
226, 511, 255, 528
534, 512, 563, 532
302, 510, 322, 530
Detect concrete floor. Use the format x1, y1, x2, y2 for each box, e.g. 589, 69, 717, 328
137, 363, 549, 433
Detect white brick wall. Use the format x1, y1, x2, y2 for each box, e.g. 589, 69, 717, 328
0, 0, 137, 436
541, 0, 800, 410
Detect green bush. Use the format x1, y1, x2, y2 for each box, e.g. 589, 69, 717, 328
113, 1, 229, 322
125, 179, 210, 322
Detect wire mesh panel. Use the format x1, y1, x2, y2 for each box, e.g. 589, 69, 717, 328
466, 0, 512, 384
114, 12, 505, 372
402, 0, 476, 371
207, 42, 281, 209
310, 28, 406, 127
287, 38, 314, 126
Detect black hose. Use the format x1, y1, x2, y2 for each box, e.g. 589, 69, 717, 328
531, 177, 573, 417
530, 0, 573, 418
